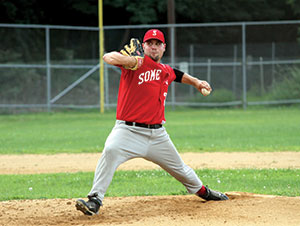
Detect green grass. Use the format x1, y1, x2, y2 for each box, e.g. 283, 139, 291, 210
0, 111, 114, 154
166, 107, 300, 152
0, 169, 299, 201
0, 107, 300, 154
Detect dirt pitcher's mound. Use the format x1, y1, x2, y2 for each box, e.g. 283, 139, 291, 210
1, 192, 299, 226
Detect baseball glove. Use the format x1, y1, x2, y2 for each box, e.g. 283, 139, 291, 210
120, 38, 144, 70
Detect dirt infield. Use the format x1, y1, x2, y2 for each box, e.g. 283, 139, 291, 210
1, 152, 300, 226
1, 152, 300, 174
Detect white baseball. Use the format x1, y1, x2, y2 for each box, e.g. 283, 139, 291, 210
201, 88, 211, 96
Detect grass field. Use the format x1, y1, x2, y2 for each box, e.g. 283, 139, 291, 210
1, 169, 299, 201
0, 107, 300, 154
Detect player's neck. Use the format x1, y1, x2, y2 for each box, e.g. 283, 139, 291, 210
148, 55, 161, 64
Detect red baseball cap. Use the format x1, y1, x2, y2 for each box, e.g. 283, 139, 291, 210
143, 29, 165, 43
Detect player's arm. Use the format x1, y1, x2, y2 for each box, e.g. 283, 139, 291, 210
103, 39, 144, 70
182, 73, 212, 93
173, 68, 212, 94
103, 51, 136, 68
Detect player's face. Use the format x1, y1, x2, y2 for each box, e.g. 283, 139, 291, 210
143, 39, 166, 63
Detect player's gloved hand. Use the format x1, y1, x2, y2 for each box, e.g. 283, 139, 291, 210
120, 38, 144, 70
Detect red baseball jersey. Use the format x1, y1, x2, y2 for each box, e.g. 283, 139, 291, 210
116, 55, 176, 124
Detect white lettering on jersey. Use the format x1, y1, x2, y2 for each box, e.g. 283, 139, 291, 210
144, 71, 150, 82
138, 69, 162, 85
150, 70, 156, 81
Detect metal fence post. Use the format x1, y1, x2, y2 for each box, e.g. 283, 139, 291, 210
242, 23, 247, 109
232, 45, 237, 96
189, 44, 194, 97
45, 26, 51, 112
271, 42, 276, 83
259, 57, 265, 95
104, 63, 109, 108
170, 26, 175, 109
207, 58, 211, 84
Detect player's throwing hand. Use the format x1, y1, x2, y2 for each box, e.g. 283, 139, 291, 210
197, 80, 212, 96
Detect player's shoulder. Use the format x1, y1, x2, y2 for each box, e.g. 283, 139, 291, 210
159, 62, 174, 74
160, 63, 171, 70
159, 62, 176, 82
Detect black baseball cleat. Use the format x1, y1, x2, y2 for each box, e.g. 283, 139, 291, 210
75, 196, 102, 215
197, 186, 229, 201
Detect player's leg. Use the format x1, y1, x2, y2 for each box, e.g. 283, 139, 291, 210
76, 121, 149, 215
145, 127, 202, 194
146, 127, 228, 201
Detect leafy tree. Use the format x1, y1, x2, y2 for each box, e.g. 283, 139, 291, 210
286, 0, 300, 15
1, 0, 299, 26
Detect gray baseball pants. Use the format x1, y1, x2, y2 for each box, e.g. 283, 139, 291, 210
88, 120, 203, 201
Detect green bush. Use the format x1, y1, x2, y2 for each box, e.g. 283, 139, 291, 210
268, 67, 300, 100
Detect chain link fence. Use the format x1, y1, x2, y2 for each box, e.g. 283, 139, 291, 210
1, 21, 300, 112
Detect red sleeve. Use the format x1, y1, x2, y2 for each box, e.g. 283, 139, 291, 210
116, 64, 131, 75
165, 64, 176, 83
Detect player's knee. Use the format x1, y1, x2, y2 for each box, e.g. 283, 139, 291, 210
103, 144, 120, 161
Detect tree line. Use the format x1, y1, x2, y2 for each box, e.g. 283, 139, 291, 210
0, 0, 299, 26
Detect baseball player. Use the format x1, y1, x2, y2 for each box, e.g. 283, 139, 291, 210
76, 29, 228, 216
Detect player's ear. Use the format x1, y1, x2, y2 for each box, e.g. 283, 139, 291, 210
162, 43, 166, 52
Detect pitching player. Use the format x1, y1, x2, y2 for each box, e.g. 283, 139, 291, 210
76, 29, 228, 216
